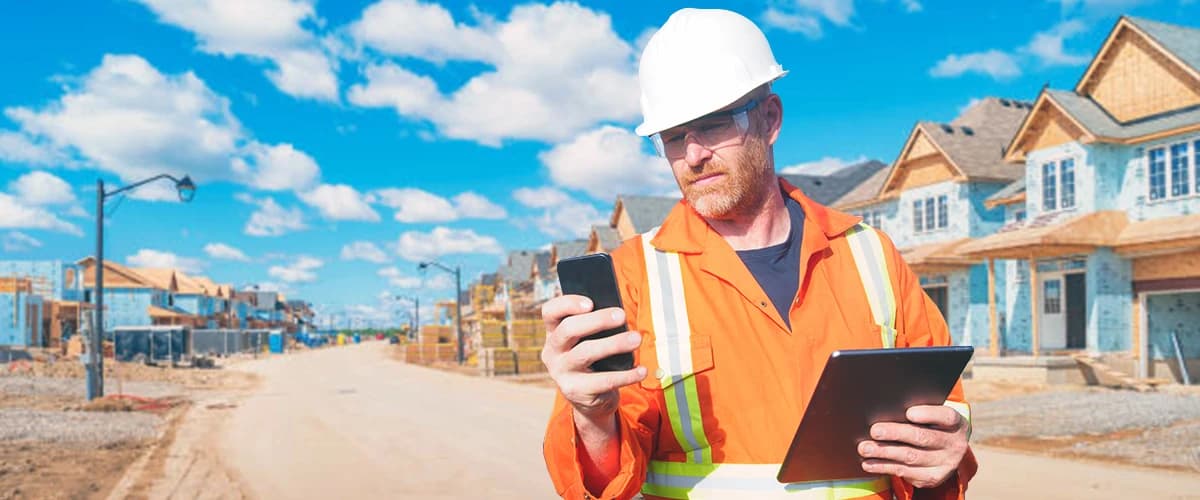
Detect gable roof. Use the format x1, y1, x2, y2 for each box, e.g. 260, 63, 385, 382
551, 239, 588, 268
613, 195, 680, 234
779, 159, 887, 206
531, 251, 553, 280
927, 97, 1031, 180
832, 166, 891, 210
589, 224, 621, 253
1048, 89, 1200, 140
500, 250, 539, 283
1078, 16, 1200, 95
76, 257, 157, 289
984, 178, 1027, 208
130, 268, 179, 292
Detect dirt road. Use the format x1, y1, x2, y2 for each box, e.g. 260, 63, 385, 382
154, 342, 1200, 499
221, 342, 556, 499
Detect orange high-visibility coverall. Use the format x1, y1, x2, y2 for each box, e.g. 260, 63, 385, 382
543, 179, 977, 499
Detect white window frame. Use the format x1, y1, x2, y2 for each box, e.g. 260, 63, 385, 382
913, 195, 949, 234
1040, 155, 1079, 214
1146, 137, 1200, 204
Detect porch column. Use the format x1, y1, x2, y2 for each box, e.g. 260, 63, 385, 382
988, 258, 998, 357
1029, 255, 1040, 358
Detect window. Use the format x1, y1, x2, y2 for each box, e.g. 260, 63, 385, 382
924, 198, 935, 231
936, 195, 948, 228
1014, 209, 1027, 222
1195, 140, 1200, 195
1042, 162, 1057, 211
1170, 143, 1191, 197
1044, 280, 1062, 314
1149, 147, 1167, 200
1060, 158, 1076, 208
913, 201, 923, 232
871, 211, 882, 228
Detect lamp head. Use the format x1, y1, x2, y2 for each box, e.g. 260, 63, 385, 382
176, 175, 197, 203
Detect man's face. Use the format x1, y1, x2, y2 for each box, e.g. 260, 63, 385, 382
663, 102, 774, 219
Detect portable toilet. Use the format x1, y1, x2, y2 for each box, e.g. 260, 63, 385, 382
336, 333, 346, 345
268, 331, 284, 354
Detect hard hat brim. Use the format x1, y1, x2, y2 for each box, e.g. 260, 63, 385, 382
634, 70, 787, 137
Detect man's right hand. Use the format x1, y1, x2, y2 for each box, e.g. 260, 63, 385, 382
541, 294, 646, 422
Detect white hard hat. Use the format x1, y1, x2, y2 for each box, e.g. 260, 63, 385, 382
635, 8, 787, 137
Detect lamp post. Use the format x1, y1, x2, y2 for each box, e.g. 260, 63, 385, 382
394, 295, 419, 340
418, 260, 462, 364
90, 174, 195, 400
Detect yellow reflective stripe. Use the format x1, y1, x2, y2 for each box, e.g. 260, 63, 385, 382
643, 461, 891, 499
642, 229, 712, 464
845, 224, 897, 348
943, 400, 972, 440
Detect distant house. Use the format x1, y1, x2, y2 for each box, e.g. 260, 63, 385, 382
0, 260, 86, 347
961, 16, 1200, 380
836, 97, 1032, 349
609, 195, 680, 241
587, 224, 622, 254
78, 257, 195, 334
780, 159, 888, 206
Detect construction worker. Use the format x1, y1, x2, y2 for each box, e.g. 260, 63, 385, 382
541, 8, 975, 500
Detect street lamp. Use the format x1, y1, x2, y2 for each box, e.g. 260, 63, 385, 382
394, 295, 419, 340
418, 260, 463, 364
90, 174, 196, 400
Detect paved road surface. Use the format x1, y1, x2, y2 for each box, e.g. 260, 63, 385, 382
200, 342, 1200, 499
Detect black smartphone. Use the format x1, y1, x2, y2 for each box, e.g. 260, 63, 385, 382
556, 253, 636, 372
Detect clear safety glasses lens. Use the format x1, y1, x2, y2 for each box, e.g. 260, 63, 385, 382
649, 98, 758, 158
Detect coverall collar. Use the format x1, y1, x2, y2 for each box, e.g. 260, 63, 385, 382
649, 177, 861, 255
649, 177, 862, 333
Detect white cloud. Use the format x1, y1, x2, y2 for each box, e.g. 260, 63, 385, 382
0, 193, 82, 235
126, 248, 206, 274
268, 255, 323, 283
790, 0, 856, 26
204, 242, 250, 261
135, 0, 339, 101
232, 142, 320, 191
341, 241, 390, 263
2, 55, 323, 197
2, 232, 43, 253
242, 196, 307, 237
780, 155, 869, 176
395, 226, 503, 262
297, 183, 380, 221
0, 131, 69, 167
512, 186, 606, 239
929, 50, 1021, 80
901, 0, 923, 12
9, 171, 75, 205
368, 187, 506, 222
1024, 20, 1091, 67
513, 186, 571, 209
377, 265, 452, 289
538, 125, 673, 201
452, 192, 508, 219
762, 8, 823, 38
347, 2, 640, 145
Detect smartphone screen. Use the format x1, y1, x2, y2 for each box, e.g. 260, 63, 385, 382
556, 253, 636, 372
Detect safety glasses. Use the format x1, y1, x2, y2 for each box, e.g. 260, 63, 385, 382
650, 98, 759, 158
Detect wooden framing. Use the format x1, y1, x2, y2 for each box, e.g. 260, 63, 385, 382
1029, 255, 1040, 358
1076, 19, 1200, 122
880, 125, 968, 198
1003, 92, 1096, 164
988, 258, 998, 357
984, 192, 1026, 210
1132, 249, 1200, 282
960, 211, 1128, 260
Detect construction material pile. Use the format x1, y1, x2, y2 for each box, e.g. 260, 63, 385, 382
402, 325, 458, 364
477, 347, 545, 376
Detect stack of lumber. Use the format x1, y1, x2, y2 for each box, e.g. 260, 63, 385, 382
480, 321, 506, 348
508, 320, 545, 349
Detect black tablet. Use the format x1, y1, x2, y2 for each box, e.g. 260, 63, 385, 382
777, 346, 973, 484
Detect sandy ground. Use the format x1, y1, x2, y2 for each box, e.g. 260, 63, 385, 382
132, 341, 1200, 499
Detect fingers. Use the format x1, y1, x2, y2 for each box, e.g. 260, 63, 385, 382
858, 459, 947, 489
858, 440, 936, 468
542, 295, 593, 333
546, 307, 628, 354
906, 405, 963, 430
869, 421, 943, 449
566, 331, 642, 371
557, 366, 648, 409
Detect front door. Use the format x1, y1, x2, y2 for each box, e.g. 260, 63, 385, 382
923, 286, 949, 322
1040, 276, 1067, 350
1065, 273, 1087, 349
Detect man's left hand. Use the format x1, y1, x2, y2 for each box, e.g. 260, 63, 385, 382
857, 405, 969, 489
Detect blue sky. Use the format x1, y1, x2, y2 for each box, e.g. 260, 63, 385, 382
1, 0, 1196, 326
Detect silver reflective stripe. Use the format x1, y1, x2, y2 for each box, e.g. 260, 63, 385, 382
644, 461, 891, 499
642, 228, 712, 464
844, 224, 897, 348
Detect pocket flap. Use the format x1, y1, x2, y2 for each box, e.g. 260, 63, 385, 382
640, 335, 714, 390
